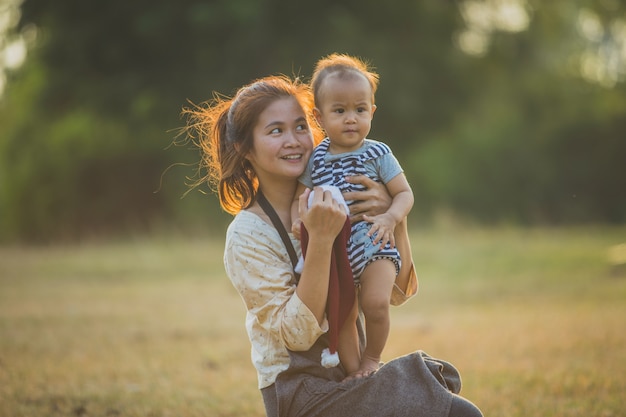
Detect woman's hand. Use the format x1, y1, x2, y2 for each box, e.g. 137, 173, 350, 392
342, 175, 392, 223
299, 187, 347, 243
297, 187, 349, 324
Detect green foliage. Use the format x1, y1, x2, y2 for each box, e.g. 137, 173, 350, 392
411, 76, 626, 224
0, 0, 624, 241
0, 57, 172, 241
409, 1, 626, 224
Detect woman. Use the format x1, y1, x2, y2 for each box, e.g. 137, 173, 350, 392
182, 75, 483, 417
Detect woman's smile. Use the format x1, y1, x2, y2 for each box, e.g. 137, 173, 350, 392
247, 97, 313, 181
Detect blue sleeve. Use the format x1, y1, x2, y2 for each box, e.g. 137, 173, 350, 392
298, 157, 315, 188
378, 152, 404, 184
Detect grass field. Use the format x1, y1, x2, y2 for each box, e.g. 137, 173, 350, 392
1, 225, 625, 417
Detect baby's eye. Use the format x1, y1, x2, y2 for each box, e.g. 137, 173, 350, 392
334, 108, 344, 114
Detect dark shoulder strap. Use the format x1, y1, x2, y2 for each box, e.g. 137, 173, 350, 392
256, 190, 300, 281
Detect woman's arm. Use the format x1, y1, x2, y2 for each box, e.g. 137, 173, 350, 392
295, 187, 349, 324
224, 214, 326, 351
363, 173, 414, 247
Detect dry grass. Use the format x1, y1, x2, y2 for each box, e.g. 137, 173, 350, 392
1, 226, 625, 416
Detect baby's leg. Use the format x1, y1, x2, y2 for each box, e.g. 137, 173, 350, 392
358, 259, 396, 376
338, 299, 361, 379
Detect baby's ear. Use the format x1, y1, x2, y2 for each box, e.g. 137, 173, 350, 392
313, 108, 323, 126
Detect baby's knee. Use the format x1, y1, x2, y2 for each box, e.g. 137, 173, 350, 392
361, 298, 390, 322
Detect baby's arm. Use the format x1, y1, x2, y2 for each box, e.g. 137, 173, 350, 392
291, 182, 308, 239
363, 173, 414, 248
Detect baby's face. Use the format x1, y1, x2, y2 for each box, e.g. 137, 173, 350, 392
315, 73, 376, 155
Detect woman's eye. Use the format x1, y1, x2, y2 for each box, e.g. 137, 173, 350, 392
270, 127, 282, 134
296, 124, 309, 131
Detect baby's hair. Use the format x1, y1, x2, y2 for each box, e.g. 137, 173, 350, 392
310, 53, 380, 107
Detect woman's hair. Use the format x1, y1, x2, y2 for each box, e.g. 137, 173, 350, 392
182, 75, 321, 215
310, 53, 380, 108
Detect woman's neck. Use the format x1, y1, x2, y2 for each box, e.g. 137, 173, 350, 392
259, 185, 295, 213
250, 180, 297, 228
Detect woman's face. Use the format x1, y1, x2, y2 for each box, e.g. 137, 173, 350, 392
246, 97, 314, 184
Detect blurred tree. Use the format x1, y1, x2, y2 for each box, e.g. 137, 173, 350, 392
0, 0, 624, 242
410, 0, 626, 224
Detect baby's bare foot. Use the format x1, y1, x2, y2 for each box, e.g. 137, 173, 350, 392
342, 356, 380, 382
358, 355, 380, 377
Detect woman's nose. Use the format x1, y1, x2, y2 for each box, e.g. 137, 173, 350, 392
285, 130, 299, 144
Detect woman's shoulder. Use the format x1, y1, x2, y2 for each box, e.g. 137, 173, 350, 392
226, 210, 282, 248
228, 209, 262, 227
228, 210, 269, 236
224, 210, 297, 285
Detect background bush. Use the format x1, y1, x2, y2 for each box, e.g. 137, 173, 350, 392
1, 0, 624, 242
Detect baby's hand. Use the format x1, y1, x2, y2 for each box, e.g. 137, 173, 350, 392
292, 219, 302, 240
363, 213, 396, 249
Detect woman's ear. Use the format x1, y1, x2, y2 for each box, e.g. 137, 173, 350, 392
235, 142, 253, 163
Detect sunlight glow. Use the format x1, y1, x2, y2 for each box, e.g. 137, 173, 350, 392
457, 30, 489, 57
2, 37, 25, 68
576, 8, 626, 88
457, 0, 531, 56
0, 0, 25, 97
457, 1, 625, 88
578, 8, 604, 42
494, 0, 530, 32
